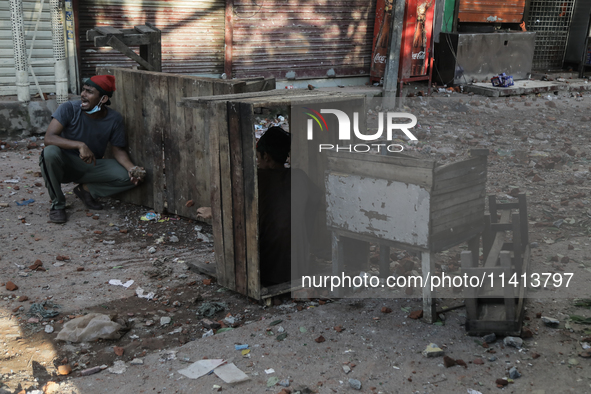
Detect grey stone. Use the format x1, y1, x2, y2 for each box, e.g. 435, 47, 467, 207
348, 378, 362, 390
160, 316, 171, 326
541, 316, 560, 328
129, 358, 144, 365
107, 360, 127, 374
509, 366, 521, 379
488, 356, 497, 362
342, 365, 351, 374
169, 235, 179, 243
278, 379, 290, 387
148, 247, 156, 254
482, 333, 496, 343
504, 336, 523, 348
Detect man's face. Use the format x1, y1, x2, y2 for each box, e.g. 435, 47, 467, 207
80, 85, 105, 111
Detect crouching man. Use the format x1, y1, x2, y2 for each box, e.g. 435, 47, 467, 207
40, 75, 144, 223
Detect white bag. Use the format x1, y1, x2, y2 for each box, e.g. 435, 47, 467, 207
56, 313, 123, 342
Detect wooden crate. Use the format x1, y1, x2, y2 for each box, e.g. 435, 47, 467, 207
325, 149, 488, 253
181, 90, 368, 301
97, 67, 274, 219
325, 149, 488, 322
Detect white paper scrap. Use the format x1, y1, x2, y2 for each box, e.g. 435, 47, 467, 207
109, 279, 134, 288
178, 359, 225, 379
135, 287, 155, 299
214, 363, 250, 384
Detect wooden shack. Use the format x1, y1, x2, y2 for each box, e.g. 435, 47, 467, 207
181, 90, 369, 301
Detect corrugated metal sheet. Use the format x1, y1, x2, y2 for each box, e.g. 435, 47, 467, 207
458, 0, 526, 23
78, 0, 225, 78
526, 0, 575, 70
231, 0, 376, 79
0, 0, 56, 95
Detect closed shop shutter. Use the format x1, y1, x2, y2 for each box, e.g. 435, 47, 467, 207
0, 0, 55, 95
78, 0, 225, 78
231, 0, 376, 79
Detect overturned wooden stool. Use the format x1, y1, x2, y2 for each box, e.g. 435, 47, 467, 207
461, 193, 531, 336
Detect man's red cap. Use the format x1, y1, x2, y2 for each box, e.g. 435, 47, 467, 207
86, 75, 116, 96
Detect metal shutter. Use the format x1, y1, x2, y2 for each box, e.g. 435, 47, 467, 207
231, 0, 376, 79
0, 0, 56, 95
78, 0, 226, 78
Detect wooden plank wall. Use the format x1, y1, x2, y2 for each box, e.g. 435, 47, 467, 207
97, 67, 246, 218
430, 155, 488, 252
208, 99, 259, 299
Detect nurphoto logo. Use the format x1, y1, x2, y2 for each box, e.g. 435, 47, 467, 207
304, 108, 418, 153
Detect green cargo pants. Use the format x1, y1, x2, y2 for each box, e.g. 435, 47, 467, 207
39, 145, 136, 210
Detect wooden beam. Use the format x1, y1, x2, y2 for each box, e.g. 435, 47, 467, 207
107, 36, 155, 71
95, 26, 122, 36
94, 34, 153, 47
422, 251, 437, 323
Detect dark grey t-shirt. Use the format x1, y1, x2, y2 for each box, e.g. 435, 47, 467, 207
52, 100, 126, 159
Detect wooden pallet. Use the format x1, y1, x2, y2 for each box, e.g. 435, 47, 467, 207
462, 193, 530, 336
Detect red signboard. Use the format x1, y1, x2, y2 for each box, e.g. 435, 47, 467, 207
370, 0, 393, 83
399, 0, 435, 79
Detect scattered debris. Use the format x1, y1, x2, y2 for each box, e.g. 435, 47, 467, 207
422, 343, 444, 357
503, 336, 523, 349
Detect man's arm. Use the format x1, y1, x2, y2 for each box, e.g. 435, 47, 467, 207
44, 118, 96, 165
112, 146, 144, 185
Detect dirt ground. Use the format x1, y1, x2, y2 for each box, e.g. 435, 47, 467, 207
1, 89, 591, 394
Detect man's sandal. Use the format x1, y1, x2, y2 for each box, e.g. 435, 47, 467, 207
49, 208, 67, 223
73, 185, 103, 210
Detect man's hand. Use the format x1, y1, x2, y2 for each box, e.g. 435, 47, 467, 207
128, 166, 146, 185
197, 207, 212, 221
79, 144, 96, 165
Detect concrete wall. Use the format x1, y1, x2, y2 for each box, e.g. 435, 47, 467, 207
0, 99, 58, 140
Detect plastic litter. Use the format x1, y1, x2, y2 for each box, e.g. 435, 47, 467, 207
56, 313, 124, 342
214, 363, 250, 384
109, 279, 134, 288
141, 212, 160, 221
16, 199, 35, 206
135, 287, 155, 300
178, 359, 225, 379
491, 73, 514, 87
235, 344, 249, 350
197, 301, 227, 317
28, 301, 60, 319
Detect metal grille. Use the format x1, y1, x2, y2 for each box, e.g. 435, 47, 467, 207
49, 0, 64, 61
10, 0, 28, 73
526, 0, 575, 70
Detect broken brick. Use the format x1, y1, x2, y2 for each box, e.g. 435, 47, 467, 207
6, 281, 18, 291
408, 310, 423, 319
443, 356, 456, 368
